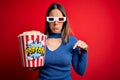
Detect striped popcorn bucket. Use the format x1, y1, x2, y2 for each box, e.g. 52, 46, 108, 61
18, 31, 47, 67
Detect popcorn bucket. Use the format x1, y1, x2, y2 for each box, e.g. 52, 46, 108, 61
18, 31, 47, 67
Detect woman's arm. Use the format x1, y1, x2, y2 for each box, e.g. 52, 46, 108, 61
72, 48, 88, 76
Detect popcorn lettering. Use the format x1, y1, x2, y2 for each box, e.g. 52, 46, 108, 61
26, 39, 45, 60
26, 47, 45, 55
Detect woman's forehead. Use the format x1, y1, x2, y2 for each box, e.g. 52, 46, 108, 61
49, 9, 63, 17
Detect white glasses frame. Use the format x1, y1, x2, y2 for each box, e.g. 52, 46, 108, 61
46, 17, 66, 22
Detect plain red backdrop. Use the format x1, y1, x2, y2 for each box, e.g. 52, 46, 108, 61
0, 0, 120, 80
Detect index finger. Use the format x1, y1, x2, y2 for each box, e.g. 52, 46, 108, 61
73, 40, 80, 49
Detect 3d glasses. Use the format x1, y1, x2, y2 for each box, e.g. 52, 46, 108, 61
47, 17, 66, 22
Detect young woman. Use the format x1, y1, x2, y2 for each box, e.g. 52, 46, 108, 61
38, 3, 88, 80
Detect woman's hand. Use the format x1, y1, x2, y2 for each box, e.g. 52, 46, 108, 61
73, 40, 88, 51
26, 67, 39, 70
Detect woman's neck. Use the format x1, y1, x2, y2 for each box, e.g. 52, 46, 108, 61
48, 33, 61, 38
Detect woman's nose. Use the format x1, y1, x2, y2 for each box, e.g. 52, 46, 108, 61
54, 21, 58, 24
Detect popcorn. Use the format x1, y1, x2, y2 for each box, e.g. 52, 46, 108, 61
18, 30, 47, 67
18, 30, 42, 36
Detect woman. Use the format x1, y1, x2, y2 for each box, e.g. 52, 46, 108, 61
38, 3, 88, 80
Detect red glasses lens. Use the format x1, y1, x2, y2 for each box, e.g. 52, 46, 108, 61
59, 18, 64, 21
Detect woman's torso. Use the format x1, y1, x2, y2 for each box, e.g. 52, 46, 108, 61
38, 36, 77, 80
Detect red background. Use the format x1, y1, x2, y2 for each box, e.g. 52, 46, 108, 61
0, 0, 120, 80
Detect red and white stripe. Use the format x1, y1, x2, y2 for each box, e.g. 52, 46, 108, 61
19, 34, 47, 67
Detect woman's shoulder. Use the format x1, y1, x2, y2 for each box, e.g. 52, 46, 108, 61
69, 36, 78, 44
69, 36, 78, 41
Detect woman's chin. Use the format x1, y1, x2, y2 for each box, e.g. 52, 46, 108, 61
52, 31, 61, 33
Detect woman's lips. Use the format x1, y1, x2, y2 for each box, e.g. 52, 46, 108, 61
53, 26, 59, 29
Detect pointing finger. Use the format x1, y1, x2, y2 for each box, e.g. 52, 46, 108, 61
73, 40, 80, 49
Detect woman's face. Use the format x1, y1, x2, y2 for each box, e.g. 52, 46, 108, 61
48, 9, 64, 33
